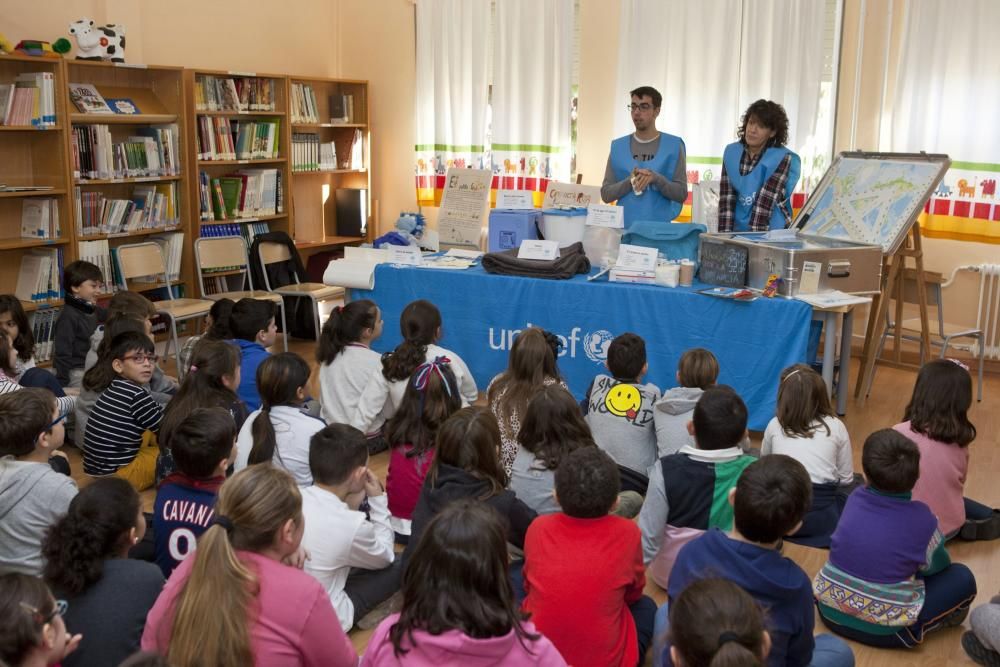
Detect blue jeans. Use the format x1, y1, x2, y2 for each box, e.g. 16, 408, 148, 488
819, 563, 977, 648
653, 602, 855, 667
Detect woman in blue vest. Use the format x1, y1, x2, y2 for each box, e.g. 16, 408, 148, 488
718, 99, 801, 232
601, 86, 688, 227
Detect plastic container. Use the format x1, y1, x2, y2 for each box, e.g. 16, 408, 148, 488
582, 225, 623, 266
488, 209, 541, 252
539, 207, 588, 248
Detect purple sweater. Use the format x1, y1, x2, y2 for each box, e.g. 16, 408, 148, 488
828, 487, 938, 583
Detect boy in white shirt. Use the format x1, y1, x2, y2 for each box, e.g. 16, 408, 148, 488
301, 423, 400, 632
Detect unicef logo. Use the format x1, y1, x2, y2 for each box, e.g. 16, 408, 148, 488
583, 330, 615, 363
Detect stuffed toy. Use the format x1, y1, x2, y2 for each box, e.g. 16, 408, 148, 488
373, 212, 427, 248
12, 39, 71, 58
68, 18, 125, 62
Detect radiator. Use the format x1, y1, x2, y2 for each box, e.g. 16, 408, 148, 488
975, 263, 1000, 361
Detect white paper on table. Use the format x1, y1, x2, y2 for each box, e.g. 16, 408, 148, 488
585, 203, 625, 229
518, 239, 559, 260
614, 244, 658, 272
387, 245, 424, 265
444, 248, 483, 259
799, 261, 822, 294
794, 290, 873, 308
497, 190, 535, 209
323, 247, 388, 290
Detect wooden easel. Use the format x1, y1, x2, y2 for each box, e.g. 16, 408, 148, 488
854, 223, 933, 405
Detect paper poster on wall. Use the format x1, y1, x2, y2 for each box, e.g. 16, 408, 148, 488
438, 168, 492, 247
543, 181, 602, 208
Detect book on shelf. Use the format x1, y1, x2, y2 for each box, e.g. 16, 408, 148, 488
150, 232, 184, 282
77, 239, 116, 295
15, 247, 62, 303
106, 98, 141, 114
68, 82, 113, 114
349, 128, 364, 169
194, 75, 276, 112
291, 133, 337, 172
196, 117, 281, 161
74, 182, 179, 236
1, 73, 56, 126
0, 186, 55, 192
329, 93, 354, 124
29, 307, 57, 362
20, 198, 60, 239
198, 169, 282, 221
71, 123, 181, 180
290, 83, 319, 124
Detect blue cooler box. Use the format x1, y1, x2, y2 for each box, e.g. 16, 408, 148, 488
488, 209, 542, 252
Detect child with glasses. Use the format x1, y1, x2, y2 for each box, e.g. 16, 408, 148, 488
0, 388, 77, 577
83, 331, 164, 491
0, 573, 80, 666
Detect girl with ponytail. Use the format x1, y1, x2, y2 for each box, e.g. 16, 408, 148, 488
234, 352, 321, 486
666, 578, 769, 667
141, 465, 357, 667
317, 299, 387, 447
352, 300, 478, 434
42, 478, 163, 667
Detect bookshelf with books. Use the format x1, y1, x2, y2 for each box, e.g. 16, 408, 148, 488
287, 76, 371, 256
185, 69, 291, 260
0, 54, 71, 323
64, 60, 192, 300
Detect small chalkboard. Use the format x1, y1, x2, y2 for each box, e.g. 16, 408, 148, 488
698, 237, 748, 288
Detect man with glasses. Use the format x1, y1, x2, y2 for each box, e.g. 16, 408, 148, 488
601, 86, 688, 226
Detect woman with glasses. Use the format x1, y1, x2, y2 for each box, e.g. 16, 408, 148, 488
601, 85, 688, 226
83, 331, 164, 492
42, 478, 163, 667
718, 99, 801, 232
0, 573, 81, 666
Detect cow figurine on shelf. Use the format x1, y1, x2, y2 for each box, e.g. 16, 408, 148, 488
68, 19, 126, 62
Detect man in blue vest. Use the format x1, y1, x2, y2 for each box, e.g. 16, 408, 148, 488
601, 86, 688, 227
718, 99, 801, 232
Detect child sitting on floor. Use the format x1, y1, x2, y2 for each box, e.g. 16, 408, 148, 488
53, 260, 105, 388
662, 455, 855, 667
177, 297, 233, 378
301, 423, 399, 632
523, 446, 655, 667
814, 428, 977, 649
762, 364, 857, 547
229, 297, 278, 412
583, 332, 660, 493
0, 294, 68, 397
894, 358, 999, 540
637, 385, 756, 589
153, 407, 236, 577
668, 578, 770, 667
83, 331, 164, 491
653, 347, 718, 456
361, 499, 567, 666
0, 388, 77, 576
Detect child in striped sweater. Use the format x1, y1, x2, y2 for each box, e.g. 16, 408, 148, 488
83, 331, 164, 491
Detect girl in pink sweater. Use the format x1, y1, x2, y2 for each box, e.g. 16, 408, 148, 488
894, 358, 998, 540
361, 499, 567, 666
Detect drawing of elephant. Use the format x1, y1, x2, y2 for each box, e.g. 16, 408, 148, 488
934, 182, 952, 198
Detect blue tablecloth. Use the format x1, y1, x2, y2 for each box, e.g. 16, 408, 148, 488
352, 264, 812, 431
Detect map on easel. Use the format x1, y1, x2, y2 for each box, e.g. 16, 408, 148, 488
796, 152, 950, 255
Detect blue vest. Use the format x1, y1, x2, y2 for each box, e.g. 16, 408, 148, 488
722, 143, 801, 231
610, 132, 685, 226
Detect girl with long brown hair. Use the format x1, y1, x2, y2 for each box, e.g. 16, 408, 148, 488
140, 464, 356, 667
486, 327, 565, 475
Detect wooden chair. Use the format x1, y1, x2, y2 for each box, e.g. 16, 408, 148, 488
194, 236, 288, 351
872, 268, 985, 400
257, 241, 344, 341
115, 242, 214, 379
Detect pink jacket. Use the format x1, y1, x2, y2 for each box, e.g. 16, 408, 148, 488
361, 613, 567, 666
894, 421, 969, 536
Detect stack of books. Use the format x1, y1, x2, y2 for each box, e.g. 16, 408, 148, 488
14, 248, 63, 303
74, 182, 179, 236
0, 73, 56, 127
196, 117, 281, 161
291, 133, 337, 171
77, 239, 116, 295
198, 169, 283, 221
194, 75, 275, 112
71, 124, 181, 180
30, 307, 57, 362
20, 199, 61, 239
290, 83, 319, 123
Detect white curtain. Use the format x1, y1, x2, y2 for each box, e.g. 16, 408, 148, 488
414, 0, 491, 202
885, 0, 1000, 162
615, 0, 830, 186
614, 0, 740, 164
492, 0, 575, 186
738, 1, 826, 156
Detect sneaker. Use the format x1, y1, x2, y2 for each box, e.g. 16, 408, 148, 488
960, 510, 1000, 541
612, 491, 644, 519
963, 631, 1000, 666
940, 606, 970, 629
